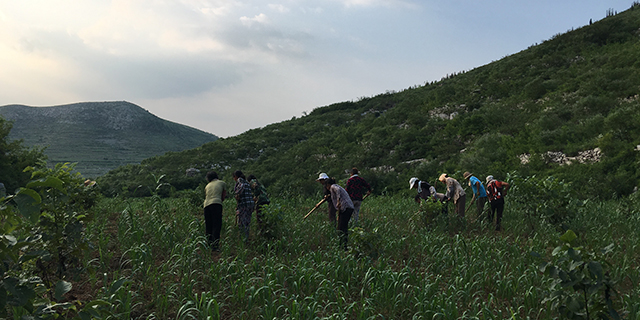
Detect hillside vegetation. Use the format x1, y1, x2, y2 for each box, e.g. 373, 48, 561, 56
98, 5, 640, 199
0, 101, 218, 178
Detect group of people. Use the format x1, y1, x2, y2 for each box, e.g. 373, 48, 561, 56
202, 170, 270, 251
409, 172, 510, 231
202, 167, 508, 252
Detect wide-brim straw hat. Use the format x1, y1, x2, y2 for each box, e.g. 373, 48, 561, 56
463, 171, 473, 179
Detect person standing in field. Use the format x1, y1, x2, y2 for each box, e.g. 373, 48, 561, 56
316, 173, 337, 228
486, 175, 510, 231
324, 178, 354, 250
247, 174, 270, 234
233, 170, 254, 242
345, 167, 371, 225
463, 171, 488, 219
203, 171, 226, 251
439, 173, 466, 218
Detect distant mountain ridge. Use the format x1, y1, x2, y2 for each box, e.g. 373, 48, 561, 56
0, 101, 218, 177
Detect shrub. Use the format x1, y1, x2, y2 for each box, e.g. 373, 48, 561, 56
534, 230, 620, 319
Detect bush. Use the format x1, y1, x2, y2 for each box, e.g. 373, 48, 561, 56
534, 230, 620, 319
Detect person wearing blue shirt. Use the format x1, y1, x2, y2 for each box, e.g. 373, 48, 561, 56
464, 171, 487, 220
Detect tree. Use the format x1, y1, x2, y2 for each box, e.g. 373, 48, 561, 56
0, 117, 47, 193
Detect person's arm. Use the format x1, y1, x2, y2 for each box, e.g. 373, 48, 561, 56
502, 182, 510, 194
222, 189, 227, 202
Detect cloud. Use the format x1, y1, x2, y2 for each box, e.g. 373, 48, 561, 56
334, 0, 418, 8
240, 13, 269, 27
268, 4, 290, 13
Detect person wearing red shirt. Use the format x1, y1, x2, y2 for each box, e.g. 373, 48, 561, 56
485, 175, 511, 231
345, 167, 371, 225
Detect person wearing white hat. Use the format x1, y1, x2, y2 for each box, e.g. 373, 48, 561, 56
323, 178, 354, 250
439, 173, 466, 218
316, 173, 337, 227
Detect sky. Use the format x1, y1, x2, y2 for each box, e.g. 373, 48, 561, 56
0, 1, 634, 137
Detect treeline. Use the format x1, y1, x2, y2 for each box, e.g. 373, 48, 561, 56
97, 4, 640, 200
0, 118, 46, 193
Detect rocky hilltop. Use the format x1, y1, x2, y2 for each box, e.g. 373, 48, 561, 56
0, 101, 218, 177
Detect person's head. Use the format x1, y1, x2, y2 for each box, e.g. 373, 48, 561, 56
324, 177, 336, 190
438, 173, 448, 183
316, 172, 329, 184
206, 171, 218, 182
247, 174, 257, 181
463, 171, 473, 180
350, 167, 359, 176
486, 175, 494, 184
232, 170, 245, 181
409, 177, 419, 189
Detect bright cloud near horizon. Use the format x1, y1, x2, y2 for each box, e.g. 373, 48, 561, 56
0, 1, 634, 137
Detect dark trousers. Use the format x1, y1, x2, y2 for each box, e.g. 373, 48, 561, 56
204, 203, 223, 249
455, 194, 466, 218
489, 198, 505, 231
476, 196, 487, 217
337, 208, 353, 250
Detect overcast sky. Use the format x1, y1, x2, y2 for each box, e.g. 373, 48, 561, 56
0, 1, 634, 137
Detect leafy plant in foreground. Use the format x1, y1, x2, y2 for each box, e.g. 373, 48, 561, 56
25, 163, 97, 281
534, 230, 620, 319
0, 178, 74, 318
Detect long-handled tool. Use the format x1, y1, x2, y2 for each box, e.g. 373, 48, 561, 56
303, 197, 328, 220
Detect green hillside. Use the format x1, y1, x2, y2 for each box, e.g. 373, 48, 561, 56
0, 101, 218, 178
100, 5, 640, 198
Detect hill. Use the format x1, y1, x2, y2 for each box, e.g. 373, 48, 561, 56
101, 5, 640, 198
0, 101, 218, 177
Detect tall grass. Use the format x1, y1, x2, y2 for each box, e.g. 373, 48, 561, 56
81, 193, 640, 319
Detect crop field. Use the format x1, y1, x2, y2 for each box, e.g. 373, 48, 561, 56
72, 192, 640, 319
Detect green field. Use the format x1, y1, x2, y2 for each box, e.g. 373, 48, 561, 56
72, 191, 639, 319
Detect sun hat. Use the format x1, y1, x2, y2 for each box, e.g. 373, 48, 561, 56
316, 173, 329, 181
439, 173, 448, 182
463, 171, 473, 179
486, 175, 494, 184
409, 177, 419, 189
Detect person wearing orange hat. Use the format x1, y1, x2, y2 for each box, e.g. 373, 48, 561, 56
439, 173, 466, 218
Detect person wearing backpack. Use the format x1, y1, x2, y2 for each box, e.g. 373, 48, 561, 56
409, 177, 442, 202
248, 174, 270, 234
485, 175, 510, 231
